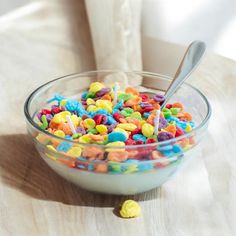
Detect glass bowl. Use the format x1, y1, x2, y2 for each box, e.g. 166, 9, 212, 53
24, 71, 211, 195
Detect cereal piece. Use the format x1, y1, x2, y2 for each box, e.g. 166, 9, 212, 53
82, 146, 104, 160
125, 87, 139, 96
96, 124, 108, 134
117, 123, 137, 131
120, 200, 141, 218
89, 82, 105, 93
94, 163, 108, 173
108, 132, 128, 142
83, 118, 96, 129
67, 147, 82, 157
141, 123, 154, 137
107, 151, 128, 162
54, 130, 65, 138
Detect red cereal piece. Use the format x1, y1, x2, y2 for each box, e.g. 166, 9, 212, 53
135, 140, 144, 145
41, 109, 51, 115
113, 112, 124, 122
139, 106, 154, 114
175, 126, 184, 137
131, 128, 141, 136
82, 114, 89, 120
51, 107, 61, 114
165, 104, 172, 109
146, 138, 156, 144
93, 114, 103, 125
140, 94, 149, 102
125, 139, 136, 145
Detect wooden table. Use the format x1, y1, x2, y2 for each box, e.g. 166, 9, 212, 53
0, 2, 236, 235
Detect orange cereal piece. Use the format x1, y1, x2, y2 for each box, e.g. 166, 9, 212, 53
125, 87, 139, 96
126, 117, 141, 129
182, 112, 192, 121
151, 150, 163, 159
172, 102, 184, 111
94, 163, 108, 173
57, 122, 72, 135
101, 94, 112, 101
107, 151, 128, 162
149, 99, 161, 109
119, 118, 128, 123
58, 159, 75, 168
125, 97, 142, 106
49, 122, 59, 129
133, 104, 142, 111
126, 150, 139, 159
164, 124, 176, 136
90, 134, 104, 141
82, 146, 104, 160
146, 114, 155, 125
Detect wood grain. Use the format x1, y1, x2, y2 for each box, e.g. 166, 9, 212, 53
0, 1, 236, 236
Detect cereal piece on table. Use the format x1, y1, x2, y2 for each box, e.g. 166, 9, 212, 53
120, 200, 141, 218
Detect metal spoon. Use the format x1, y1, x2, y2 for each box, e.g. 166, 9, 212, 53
161, 40, 206, 108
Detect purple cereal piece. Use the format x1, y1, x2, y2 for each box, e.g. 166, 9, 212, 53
60, 106, 66, 111
157, 132, 174, 142
140, 102, 152, 108
37, 112, 42, 121
46, 114, 53, 122
76, 127, 86, 135
158, 117, 168, 129
101, 116, 108, 125
153, 94, 165, 103
96, 88, 111, 97
107, 124, 116, 133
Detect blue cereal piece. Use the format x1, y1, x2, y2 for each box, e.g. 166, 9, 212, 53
138, 162, 153, 172
107, 116, 117, 125
48, 94, 65, 104
56, 142, 72, 152
143, 112, 150, 118
113, 100, 124, 110
108, 132, 127, 142
172, 144, 183, 153
157, 145, 173, 152
65, 99, 79, 112
81, 91, 88, 100
132, 134, 147, 142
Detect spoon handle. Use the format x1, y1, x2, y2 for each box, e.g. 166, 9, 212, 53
161, 41, 206, 108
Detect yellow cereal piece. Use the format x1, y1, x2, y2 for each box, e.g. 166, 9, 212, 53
70, 114, 80, 126
86, 98, 96, 105
83, 118, 96, 129
47, 145, 57, 152
96, 100, 113, 113
106, 141, 125, 152
117, 123, 137, 131
120, 200, 141, 218
51, 114, 63, 124
185, 124, 192, 132
59, 111, 71, 119
113, 127, 129, 138
67, 147, 82, 158
96, 124, 108, 134
79, 134, 92, 143
87, 105, 97, 112
130, 112, 142, 119
142, 123, 154, 137
89, 82, 104, 93
54, 130, 65, 138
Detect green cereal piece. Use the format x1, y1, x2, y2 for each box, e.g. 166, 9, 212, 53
118, 93, 133, 101
87, 128, 98, 134
163, 111, 172, 118
121, 110, 130, 117
40, 115, 48, 130
86, 92, 96, 99
170, 108, 180, 115
72, 133, 82, 139
124, 164, 138, 174
124, 107, 133, 113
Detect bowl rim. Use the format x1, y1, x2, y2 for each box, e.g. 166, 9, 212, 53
24, 70, 212, 149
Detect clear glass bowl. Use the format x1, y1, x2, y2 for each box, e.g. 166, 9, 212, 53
24, 71, 211, 195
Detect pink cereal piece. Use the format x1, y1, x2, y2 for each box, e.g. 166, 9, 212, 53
107, 151, 128, 162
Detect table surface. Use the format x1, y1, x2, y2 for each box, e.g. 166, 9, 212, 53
0, 2, 236, 236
